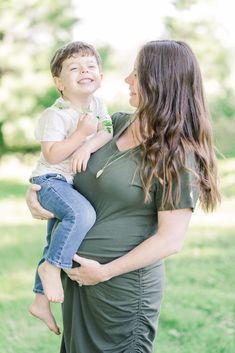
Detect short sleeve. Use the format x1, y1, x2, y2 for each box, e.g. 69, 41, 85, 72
111, 112, 131, 134
155, 156, 199, 212
35, 108, 67, 142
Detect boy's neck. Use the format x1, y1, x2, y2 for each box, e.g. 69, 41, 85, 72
62, 94, 93, 111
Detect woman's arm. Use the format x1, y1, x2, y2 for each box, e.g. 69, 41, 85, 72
105, 208, 192, 276
26, 187, 192, 284
67, 208, 192, 285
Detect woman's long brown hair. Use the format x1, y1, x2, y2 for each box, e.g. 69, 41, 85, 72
135, 40, 220, 211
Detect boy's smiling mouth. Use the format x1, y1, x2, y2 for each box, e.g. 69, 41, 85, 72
78, 78, 93, 84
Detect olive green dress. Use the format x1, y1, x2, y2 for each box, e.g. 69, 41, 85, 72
60, 112, 198, 353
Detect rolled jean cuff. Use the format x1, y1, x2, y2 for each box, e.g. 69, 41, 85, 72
45, 256, 73, 269
33, 288, 44, 294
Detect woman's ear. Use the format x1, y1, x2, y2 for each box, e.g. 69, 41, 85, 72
53, 76, 64, 92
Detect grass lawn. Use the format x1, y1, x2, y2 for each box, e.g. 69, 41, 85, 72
0, 157, 234, 353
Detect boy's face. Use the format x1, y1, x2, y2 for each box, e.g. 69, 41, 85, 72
54, 54, 103, 98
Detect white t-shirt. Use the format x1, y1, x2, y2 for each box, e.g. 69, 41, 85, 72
31, 96, 110, 183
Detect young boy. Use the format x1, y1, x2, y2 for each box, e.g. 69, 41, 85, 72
29, 41, 113, 334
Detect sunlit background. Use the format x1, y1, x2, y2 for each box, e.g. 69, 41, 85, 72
0, 1, 234, 353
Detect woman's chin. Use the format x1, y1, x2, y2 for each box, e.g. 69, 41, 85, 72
129, 98, 138, 108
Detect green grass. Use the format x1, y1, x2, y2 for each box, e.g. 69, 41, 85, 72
156, 226, 235, 353
0, 180, 28, 199
0, 223, 62, 353
0, 158, 234, 353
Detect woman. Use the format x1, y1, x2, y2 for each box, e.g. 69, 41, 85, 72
27, 40, 220, 353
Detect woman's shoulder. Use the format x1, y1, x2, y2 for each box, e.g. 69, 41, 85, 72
111, 112, 132, 132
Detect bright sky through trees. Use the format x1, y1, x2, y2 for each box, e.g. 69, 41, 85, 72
74, 0, 235, 49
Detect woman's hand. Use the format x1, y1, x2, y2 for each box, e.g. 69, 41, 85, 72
26, 184, 54, 220
64, 255, 110, 286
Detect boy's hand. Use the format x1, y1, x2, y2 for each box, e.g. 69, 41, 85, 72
77, 113, 98, 137
71, 144, 92, 173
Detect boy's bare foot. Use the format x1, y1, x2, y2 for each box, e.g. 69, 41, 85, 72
29, 294, 61, 335
38, 261, 64, 303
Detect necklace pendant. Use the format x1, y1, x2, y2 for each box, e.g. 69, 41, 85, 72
96, 169, 104, 178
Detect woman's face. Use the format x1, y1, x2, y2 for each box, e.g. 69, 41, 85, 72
125, 63, 139, 108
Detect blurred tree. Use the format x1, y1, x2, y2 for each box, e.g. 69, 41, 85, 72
0, 0, 79, 153
163, 0, 235, 121
163, 0, 235, 156
97, 45, 114, 71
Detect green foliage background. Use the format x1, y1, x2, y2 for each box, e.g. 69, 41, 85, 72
0, 0, 235, 157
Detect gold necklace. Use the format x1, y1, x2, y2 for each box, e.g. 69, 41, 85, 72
96, 150, 130, 178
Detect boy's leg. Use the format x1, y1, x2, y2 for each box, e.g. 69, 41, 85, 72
37, 175, 96, 268
29, 293, 60, 335
30, 218, 60, 333
36, 174, 96, 301
33, 218, 57, 294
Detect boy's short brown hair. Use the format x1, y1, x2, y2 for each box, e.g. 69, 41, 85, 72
50, 41, 102, 77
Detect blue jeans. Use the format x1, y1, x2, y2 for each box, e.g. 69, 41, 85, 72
31, 173, 96, 294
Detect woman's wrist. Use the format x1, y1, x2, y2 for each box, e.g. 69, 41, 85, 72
101, 261, 120, 282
